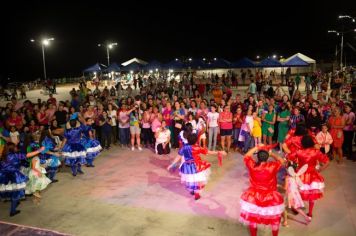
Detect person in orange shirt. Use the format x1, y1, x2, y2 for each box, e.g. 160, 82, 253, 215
212, 84, 223, 105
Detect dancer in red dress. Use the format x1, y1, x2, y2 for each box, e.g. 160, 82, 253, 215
240, 146, 285, 236
283, 123, 318, 155
287, 135, 330, 218
283, 123, 308, 154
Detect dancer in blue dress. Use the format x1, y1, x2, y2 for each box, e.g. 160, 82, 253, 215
0, 142, 45, 216
40, 129, 62, 182
167, 129, 226, 200
59, 113, 86, 176
81, 118, 102, 167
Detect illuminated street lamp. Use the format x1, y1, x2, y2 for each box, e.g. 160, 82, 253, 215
328, 15, 356, 69
98, 42, 118, 66
272, 55, 277, 59
30, 37, 54, 80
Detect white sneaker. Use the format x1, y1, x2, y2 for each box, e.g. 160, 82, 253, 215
131, 147, 135, 151
138, 147, 142, 151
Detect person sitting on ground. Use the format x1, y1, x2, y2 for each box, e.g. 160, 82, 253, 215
155, 120, 171, 155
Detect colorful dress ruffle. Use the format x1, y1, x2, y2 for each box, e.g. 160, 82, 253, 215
25, 156, 51, 194
240, 155, 284, 227
0, 153, 28, 200
178, 144, 211, 191
288, 148, 329, 201
62, 125, 86, 165
80, 125, 102, 159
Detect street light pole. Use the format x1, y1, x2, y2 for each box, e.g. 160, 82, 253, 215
340, 32, 344, 69
31, 37, 54, 80
42, 43, 47, 80
98, 42, 117, 66
106, 46, 110, 66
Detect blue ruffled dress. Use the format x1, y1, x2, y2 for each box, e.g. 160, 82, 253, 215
62, 125, 87, 165
0, 153, 28, 200
178, 144, 210, 191
42, 137, 61, 167
80, 125, 102, 160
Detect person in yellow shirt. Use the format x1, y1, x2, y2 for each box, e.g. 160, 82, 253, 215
252, 111, 262, 146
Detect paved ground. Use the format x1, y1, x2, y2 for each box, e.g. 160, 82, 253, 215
0, 146, 356, 236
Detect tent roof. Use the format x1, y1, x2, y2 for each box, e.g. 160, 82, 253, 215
283, 56, 309, 67
257, 58, 283, 67
83, 63, 105, 73
231, 57, 256, 68
121, 58, 148, 66
163, 60, 185, 70
121, 62, 142, 72
185, 59, 207, 69
143, 60, 162, 71
285, 53, 316, 64
207, 58, 231, 68
105, 62, 121, 72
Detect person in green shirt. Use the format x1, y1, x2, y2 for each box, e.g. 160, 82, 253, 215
262, 105, 276, 145
277, 103, 291, 153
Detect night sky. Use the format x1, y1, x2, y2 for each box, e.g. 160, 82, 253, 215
1, 0, 355, 82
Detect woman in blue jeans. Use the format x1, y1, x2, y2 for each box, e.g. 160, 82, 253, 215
207, 105, 219, 151
118, 104, 131, 147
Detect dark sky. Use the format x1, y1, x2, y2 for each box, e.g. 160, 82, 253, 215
1, 0, 356, 81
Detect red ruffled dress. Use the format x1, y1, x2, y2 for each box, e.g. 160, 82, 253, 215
285, 135, 303, 153
288, 148, 329, 201
240, 155, 284, 227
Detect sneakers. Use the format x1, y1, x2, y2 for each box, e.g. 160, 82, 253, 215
194, 193, 201, 200
131, 147, 135, 151
138, 146, 142, 151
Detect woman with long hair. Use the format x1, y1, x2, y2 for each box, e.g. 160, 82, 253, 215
262, 104, 276, 145
328, 107, 345, 163
171, 101, 185, 149
277, 103, 291, 153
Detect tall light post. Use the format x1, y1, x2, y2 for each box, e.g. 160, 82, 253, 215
98, 42, 117, 66
30, 38, 54, 80
328, 15, 355, 69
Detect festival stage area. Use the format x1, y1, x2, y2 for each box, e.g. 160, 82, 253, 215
0, 147, 356, 236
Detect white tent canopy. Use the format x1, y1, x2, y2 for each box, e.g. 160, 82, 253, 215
284, 53, 316, 64
121, 58, 148, 66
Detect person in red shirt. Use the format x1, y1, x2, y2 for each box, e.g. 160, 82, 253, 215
47, 94, 57, 106
6, 111, 24, 130
37, 105, 49, 128
240, 146, 285, 236
233, 107, 244, 151
219, 105, 233, 153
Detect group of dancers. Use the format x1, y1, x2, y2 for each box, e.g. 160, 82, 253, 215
0, 113, 102, 216
168, 122, 329, 236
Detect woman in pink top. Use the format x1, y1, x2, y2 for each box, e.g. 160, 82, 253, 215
219, 105, 233, 153
37, 105, 49, 128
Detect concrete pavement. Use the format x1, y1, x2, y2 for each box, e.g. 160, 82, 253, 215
1, 146, 355, 236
